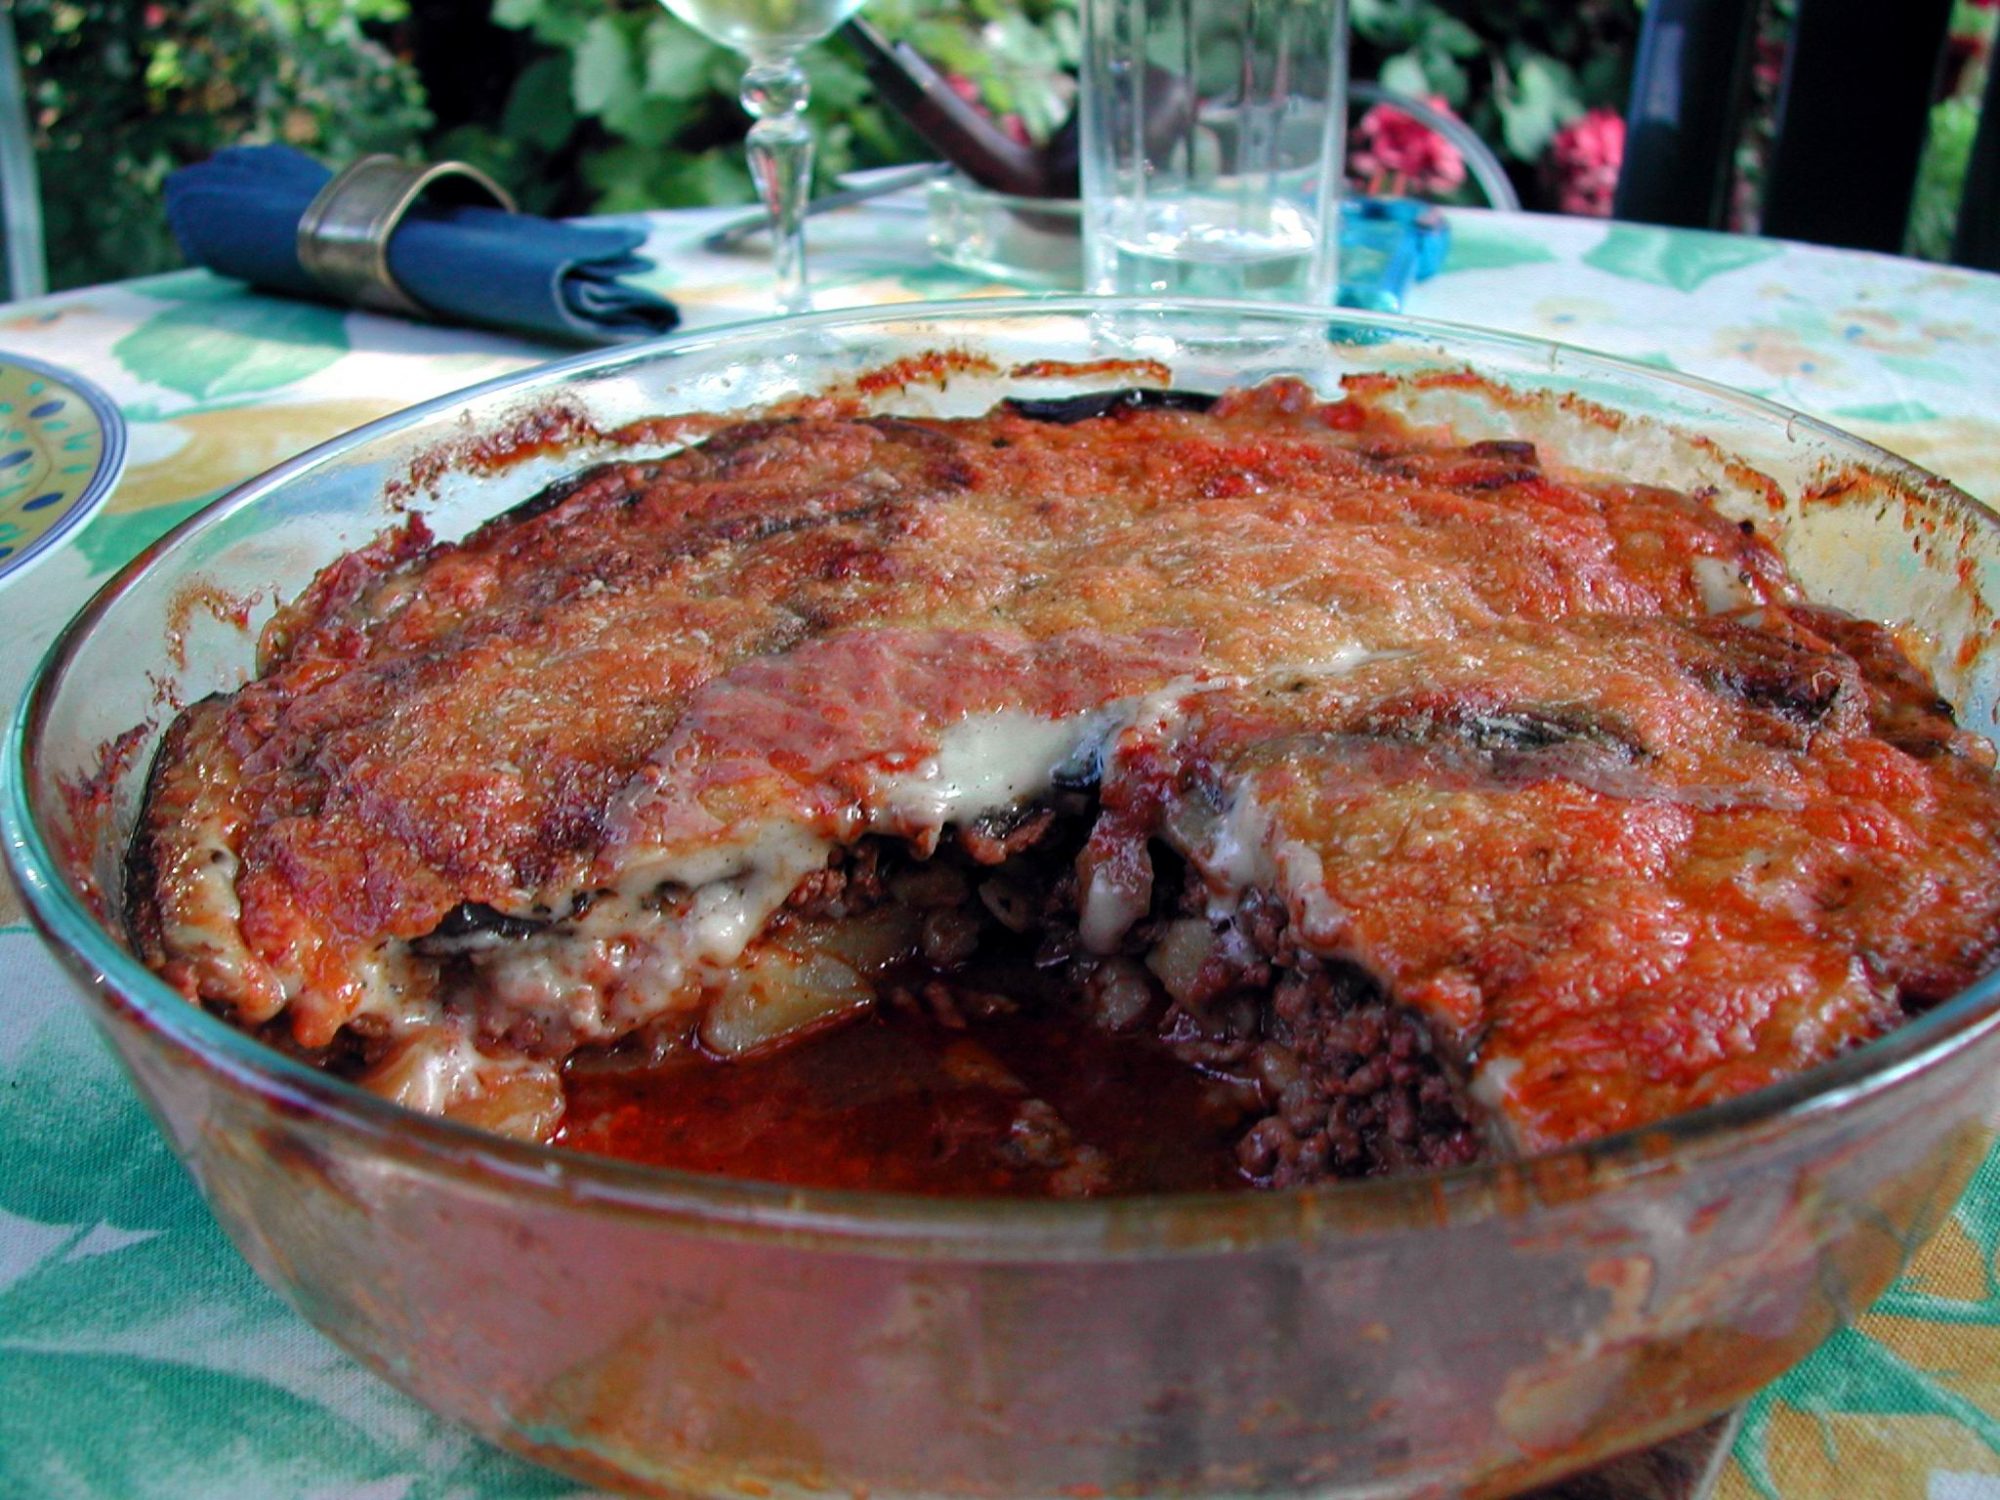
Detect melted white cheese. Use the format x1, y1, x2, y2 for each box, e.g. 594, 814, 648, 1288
466, 820, 836, 1044
671, 821, 837, 966
368, 1025, 494, 1115
1078, 877, 1152, 957
1468, 1054, 1521, 1121
1270, 642, 1393, 681
160, 838, 264, 995
874, 708, 1112, 836
1272, 837, 1347, 948
359, 1024, 565, 1140
1691, 554, 1756, 614
1204, 783, 1279, 898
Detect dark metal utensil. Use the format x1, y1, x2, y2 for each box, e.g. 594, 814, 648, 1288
836, 17, 1193, 201
838, 17, 1066, 197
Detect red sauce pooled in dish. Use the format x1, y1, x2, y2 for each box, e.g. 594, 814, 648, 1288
556, 985, 1250, 1196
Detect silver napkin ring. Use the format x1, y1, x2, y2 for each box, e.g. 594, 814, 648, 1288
296, 155, 517, 319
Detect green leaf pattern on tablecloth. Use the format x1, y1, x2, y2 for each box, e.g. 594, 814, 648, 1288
4, 205, 2000, 1499
0, 988, 583, 1498
1876, 350, 1976, 386
125, 271, 254, 304
3, 1353, 427, 1500
1583, 224, 1785, 292
1721, 1135, 2000, 1498
1832, 401, 1942, 424
113, 296, 349, 401
1734, 1326, 2000, 1500
72, 495, 215, 573
1437, 220, 1560, 273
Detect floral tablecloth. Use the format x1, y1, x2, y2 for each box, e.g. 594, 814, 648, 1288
2, 196, 1999, 1500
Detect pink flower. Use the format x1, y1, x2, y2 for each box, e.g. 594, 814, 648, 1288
1544, 108, 1625, 218
947, 73, 1032, 145
1751, 35, 1786, 94
1945, 32, 1990, 97
1348, 97, 1466, 199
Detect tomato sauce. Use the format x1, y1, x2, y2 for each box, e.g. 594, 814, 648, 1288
555, 992, 1253, 1197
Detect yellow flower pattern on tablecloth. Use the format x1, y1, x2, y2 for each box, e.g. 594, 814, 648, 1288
111, 399, 416, 515
1714, 1136, 2000, 1498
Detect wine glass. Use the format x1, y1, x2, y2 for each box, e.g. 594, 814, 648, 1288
657, 0, 872, 313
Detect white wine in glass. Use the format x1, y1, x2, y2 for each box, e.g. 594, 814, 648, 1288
658, 0, 872, 313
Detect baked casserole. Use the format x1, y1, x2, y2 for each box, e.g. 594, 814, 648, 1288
127, 379, 2000, 1192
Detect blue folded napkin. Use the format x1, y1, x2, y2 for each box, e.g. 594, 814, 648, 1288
165, 145, 679, 345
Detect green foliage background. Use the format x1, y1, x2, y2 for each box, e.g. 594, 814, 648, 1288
1349, 0, 1637, 175
17, 0, 432, 289
12, 0, 1991, 291
442, 0, 1637, 219
1906, 0, 1996, 262
435, 0, 1081, 217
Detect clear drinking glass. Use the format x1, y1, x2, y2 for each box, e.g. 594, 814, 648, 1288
656, 0, 870, 312
1080, 0, 1348, 303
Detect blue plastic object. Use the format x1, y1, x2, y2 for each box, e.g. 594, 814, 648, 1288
1337, 197, 1450, 312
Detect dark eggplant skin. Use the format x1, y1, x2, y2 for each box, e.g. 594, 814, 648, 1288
1000, 388, 1219, 425
411, 902, 552, 956
498, 393, 1217, 530
123, 693, 232, 966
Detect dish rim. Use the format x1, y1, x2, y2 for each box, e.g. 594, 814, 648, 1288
10, 293, 2000, 1251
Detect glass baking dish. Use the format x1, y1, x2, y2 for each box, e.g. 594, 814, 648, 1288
9, 298, 2000, 1499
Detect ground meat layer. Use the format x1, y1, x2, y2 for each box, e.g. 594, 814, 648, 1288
560, 814, 1484, 1194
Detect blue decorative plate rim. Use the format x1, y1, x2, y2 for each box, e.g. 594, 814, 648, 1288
0, 349, 128, 581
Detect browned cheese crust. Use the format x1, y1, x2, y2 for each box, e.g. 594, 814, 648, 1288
128, 380, 2000, 1164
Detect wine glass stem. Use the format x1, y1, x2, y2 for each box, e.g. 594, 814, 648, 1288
742, 56, 814, 315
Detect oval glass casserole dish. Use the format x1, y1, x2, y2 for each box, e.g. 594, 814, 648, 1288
10, 300, 2000, 1499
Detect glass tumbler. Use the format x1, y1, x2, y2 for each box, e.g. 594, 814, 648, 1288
1080, 0, 1348, 303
